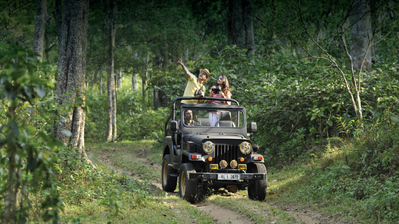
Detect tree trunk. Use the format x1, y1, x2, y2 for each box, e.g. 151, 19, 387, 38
100, 71, 103, 95
45, 32, 49, 61
54, 0, 89, 149
227, 0, 255, 56
33, 0, 47, 61
116, 70, 122, 88
132, 52, 138, 91
2, 103, 18, 224
142, 52, 150, 106
70, 97, 86, 149
90, 70, 97, 90
112, 74, 117, 140
132, 73, 137, 90
154, 89, 159, 109
53, 0, 62, 47
350, 0, 372, 71
3, 151, 17, 224
142, 74, 146, 107
106, 0, 117, 142
242, 0, 255, 55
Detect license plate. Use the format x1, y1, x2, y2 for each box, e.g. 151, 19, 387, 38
217, 174, 240, 180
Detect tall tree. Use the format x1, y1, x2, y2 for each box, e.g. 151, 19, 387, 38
116, 70, 122, 88
227, 0, 255, 55
142, 52, 150, 106
105, 0, 117, 142
132, 73, 138, 90
33, 0, 47, 61
54, 0, 89, 150
296, 0, 368, 119
350, 0, 373, 71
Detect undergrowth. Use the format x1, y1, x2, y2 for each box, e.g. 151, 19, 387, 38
269, 114, 399, 223
54, 147, 158, 223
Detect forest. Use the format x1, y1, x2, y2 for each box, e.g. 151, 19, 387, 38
1, 0, 399, 223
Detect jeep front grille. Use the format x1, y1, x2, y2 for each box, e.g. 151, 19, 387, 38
214, 144, 239, 168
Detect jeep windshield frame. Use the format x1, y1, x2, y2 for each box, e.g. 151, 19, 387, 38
181, 104, 245, 129
170, 97, 247, 136
171, 96, 239, 121
164, 97, 242, 137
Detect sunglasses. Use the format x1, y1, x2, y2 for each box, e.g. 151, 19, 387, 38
218, 77, 224, 80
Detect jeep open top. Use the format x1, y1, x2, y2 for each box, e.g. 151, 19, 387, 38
162, 97, 267, 203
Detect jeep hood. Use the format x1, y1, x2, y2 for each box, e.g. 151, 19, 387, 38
183, 134, 248, 145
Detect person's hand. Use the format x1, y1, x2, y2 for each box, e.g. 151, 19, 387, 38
199, 90, 205, 97
178, 58, 182, 65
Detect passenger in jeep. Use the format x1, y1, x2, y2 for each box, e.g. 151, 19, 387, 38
177, 58, 210, 104
184, 109, 199, 126
208, 74, 232, 126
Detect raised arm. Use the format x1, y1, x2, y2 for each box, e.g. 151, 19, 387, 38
178, 58, 193, 79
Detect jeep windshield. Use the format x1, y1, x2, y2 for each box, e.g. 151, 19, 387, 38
181, 105, 244, 128
166, 97, 249, 136
179, 104, 248, 137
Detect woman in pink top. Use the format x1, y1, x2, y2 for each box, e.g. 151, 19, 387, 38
208, 74, 232, 127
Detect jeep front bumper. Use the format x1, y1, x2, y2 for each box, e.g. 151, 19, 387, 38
189, 172, 266, 180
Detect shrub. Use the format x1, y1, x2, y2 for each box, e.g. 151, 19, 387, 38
85, 87, 169, 143
0, 44, 62, 223
352, 110, 399, 176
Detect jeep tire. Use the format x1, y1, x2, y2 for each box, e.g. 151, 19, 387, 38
162, 154, 177, 192
179, 163, 199, 203
248, 163, 267, 201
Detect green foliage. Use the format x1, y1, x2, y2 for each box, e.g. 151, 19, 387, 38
0, 44, 62, 223
54, 146, 157, 222
296, 164, 399, 222
85, 82, 169, 143
352, 111, 399, 176
0, 2, 36, 47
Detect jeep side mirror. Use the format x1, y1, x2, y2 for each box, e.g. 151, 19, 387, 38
171, 120, 177, 132
249, 122, 257, 133
253, 144, 259, 152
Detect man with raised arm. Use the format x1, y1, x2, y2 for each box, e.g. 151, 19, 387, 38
178, 58, 210, 104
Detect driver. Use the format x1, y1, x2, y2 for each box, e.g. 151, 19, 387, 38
184, 109, 199, 126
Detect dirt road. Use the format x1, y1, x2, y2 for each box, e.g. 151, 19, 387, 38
87, 145, 327, 224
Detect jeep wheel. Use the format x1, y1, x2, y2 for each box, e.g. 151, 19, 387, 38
248, 163, 267, 201
162, 154, 177, 192
179, 163, 199, 203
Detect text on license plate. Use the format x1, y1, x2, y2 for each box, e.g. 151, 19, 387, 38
217, 174, 240, 180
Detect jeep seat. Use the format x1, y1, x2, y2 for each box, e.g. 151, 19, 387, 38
198, 118, 210, 126
216, 111, 235, 127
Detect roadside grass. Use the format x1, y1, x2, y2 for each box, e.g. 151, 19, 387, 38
265, 143, 399, 224
266, 165, 369, 223
62, 195, 214, 223
58, 140, 213, 223
88, 140, 161, 182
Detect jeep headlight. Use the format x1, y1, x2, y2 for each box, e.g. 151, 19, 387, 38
239, 142, 252, 155
202, 141, 215, 154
